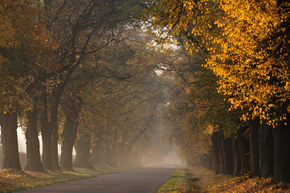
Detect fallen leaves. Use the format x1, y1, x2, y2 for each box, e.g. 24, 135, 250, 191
159, 166, 290, 193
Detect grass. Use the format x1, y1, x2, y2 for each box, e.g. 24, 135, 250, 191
157, 166, 290, 193
0, 165, 135, 193
157, 168, 192, 193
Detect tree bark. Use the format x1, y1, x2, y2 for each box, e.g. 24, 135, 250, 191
51, 120, 61, 171
102, 145, 110, 165
259, 120, 273, 178
237, 126, 250, 174
211, 132, 220, 174
273, 117, 290, 183
249, 118, 260, 176
91, 141, 101, 165
0, 112, 22, 170
74, 135, 94, 169
232, 135, 241, 176
40, 86, 62, 171
218, 131, 225, 174
280, 120, 290, 182
60, 114, 78, 171
39, 92, 53, 170
273, 127, 282, 182
109, 143, 119, 166
223, 137, 234, 175
25, 110, 44, 171
41, 123, 53, 170
50, 90, 62, 171
118, 142, 125, 164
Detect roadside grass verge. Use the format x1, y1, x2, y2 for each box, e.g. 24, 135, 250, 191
157, 166, 290, 193
156, 168, 198, 193
0, 165, 134, 193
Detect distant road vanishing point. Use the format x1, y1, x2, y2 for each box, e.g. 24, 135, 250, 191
17, 166, 175, 193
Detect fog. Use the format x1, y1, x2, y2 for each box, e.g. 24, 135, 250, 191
17, 128, 27, 153
16, 128, 75, 155
15, 128, 180, 167
163, 150, 183, 165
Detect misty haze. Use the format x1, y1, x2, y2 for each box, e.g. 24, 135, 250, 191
1, 0, 290, 193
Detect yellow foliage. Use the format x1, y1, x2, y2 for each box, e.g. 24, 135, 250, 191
146, 0, 290, 127
206, 0, 290, 127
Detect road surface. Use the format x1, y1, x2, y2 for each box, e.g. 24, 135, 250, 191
17, 166, 175, 193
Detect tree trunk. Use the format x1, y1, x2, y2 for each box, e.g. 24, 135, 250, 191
102, 145, 110, 165
91, 142, 100, 164
109, 143, 118, 166
91, 140, 104, 165
211, 132, 220, 174
259, 120, 273, 178
249, 118, 260, 176
207, 149, 214, 169
273, 117, 290, 183
280, 120, 290, 182
273, 127, 282, 182
40, 87, 62, 171
218, 131, 225, 174
25, 110, 44, 171
232, 135, 241, 176
51, 120, 61, 171
118, 142, 125, 164
237, 126, 250, 174
41, 125, 53, 170
39, 93, 53, 170
50, 92, 61, 171
0, 112, 22, 170
74, 135, 94, 169
60, 114, 78, 171
223, 137, 234, 175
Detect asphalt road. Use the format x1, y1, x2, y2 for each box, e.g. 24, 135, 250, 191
17, 166, 175, 193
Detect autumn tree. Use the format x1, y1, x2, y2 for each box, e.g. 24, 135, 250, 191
205, 1, 290, 181
70, 28, 169, 168
27, 0, 149, 171
0, 0, 53, 170
145, 0, 290, 182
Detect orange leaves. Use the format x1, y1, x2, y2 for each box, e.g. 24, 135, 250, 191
205, 0, 290, 126
174, 166, 290, 193
0, 169, 37, 191
205, 175, 288, 193
0, 0, 19, 47
146, 0, 290, 126
0, 168, 103, 192
0, 0, 53, 67
0, 0, 59, 113
0, 0, 44, 45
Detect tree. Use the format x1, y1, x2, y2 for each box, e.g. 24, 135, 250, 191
0, 113, 21, 170
145, 0, 290, 182
204, 0, 290, 182
0, 0, 53, 170
35, 0, 150, 171
70, 29, 169, 168
59, 85, 82, 171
